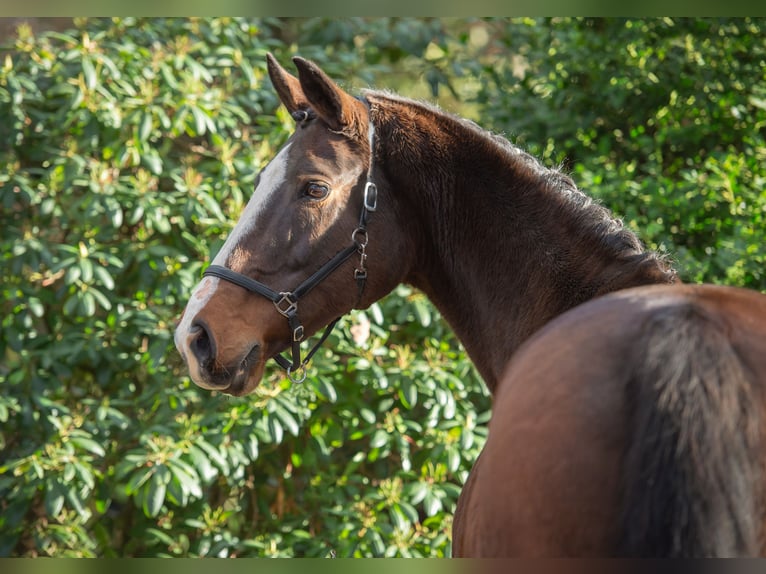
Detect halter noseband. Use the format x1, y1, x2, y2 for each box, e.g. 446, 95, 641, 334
202, 103, 377, 384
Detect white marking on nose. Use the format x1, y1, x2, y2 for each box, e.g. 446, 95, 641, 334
173, 274, 218, 357
175, 143, 293, 367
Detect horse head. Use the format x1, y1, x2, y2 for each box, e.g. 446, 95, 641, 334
174, 55, 409, 396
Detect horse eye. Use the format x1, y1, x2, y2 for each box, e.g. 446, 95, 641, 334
304, 182, 330, 201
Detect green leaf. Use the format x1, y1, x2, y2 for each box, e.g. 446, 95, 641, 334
423, 490, 442, 517
443, 393, 456, 419
63, 294, 79, 317
440, 482, 463, 500
268, 417, 283, 444
93, 265, 114, 291
369, 303, 384, 325
110, 206, 124, 228
360, 408, 376, 424
246, 434, 259, 461
146, 528, 176, 547
27, 297, 44, 318
165, 475, 188, 506
142, 152, 163, 175
447, 447, 460, 473
187, 444, 218, 482
80, 257, 94, 283
460, 429, 475, 451
44, 479, 66, 517
63, 462, 76, 482
143, 472, 167, 517
140, 112, 153, 142
167, 459, 202, 498
275, 405, 299, 437
315, 378, 338, 403
125, 468, 153, 496
369, 530, 385, 556
399, 379, 417, 409
408, 482, 428, 505
82, 58, 96, 90
73, 460, 95, 490
64, 484, 87, 517
413, 298, 431, 327
80, 292, 96, 317
391, 503, 411, 532
70, 436, 106, 457
190, 106, 208, 135
398, 500, 420, 524
89, 287, 112, 311
195, 439, 229, 474
369, 429, 389, 449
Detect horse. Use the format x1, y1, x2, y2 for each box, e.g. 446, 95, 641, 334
174, 54, 766, 557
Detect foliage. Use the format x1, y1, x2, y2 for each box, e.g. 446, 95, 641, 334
0, 17, 487, 558
1, 17, 764, 558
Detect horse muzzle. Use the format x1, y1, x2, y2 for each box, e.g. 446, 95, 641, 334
177, 318, 264, 396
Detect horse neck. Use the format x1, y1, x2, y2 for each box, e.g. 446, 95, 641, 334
369, 94, 677, 394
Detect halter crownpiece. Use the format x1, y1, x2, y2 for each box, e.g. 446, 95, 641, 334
203, 99, 376, 384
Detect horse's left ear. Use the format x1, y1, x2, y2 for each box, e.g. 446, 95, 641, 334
267, 53, 308, 114
292, 57, 367, 136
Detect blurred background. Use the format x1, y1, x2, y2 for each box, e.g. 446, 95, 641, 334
1, 17, 764, 557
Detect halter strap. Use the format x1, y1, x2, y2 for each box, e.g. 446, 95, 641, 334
203, 241, 361, 382
203, 99, 376, 383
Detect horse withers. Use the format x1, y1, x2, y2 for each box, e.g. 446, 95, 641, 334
175, 54, 766, 556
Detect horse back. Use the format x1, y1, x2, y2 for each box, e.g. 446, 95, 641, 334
453, 283, 766, 557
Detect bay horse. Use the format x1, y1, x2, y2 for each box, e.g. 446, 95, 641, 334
174, 54, 766, 557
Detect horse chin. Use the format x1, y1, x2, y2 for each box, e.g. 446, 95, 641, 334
221, 344, 266, 397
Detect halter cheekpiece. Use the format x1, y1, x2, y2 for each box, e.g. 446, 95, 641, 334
203, 99, 376, 383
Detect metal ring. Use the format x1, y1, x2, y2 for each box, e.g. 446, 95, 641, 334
286, 364, 307, 384
351, 227, 369, 248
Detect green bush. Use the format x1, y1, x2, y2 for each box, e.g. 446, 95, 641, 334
1, 17, 763, 558
0, 17, 487, 558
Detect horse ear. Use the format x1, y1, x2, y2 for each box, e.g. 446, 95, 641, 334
266, 53, 309, 114
292, 56, 366, 135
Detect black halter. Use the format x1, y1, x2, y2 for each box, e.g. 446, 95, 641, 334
203, 107, 377, 383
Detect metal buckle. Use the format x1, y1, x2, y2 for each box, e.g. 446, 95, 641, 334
364, 182, 377, 212
274, 292, 298, 317
292, 324, 305, 342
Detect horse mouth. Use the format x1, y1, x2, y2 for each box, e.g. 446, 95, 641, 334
193, 340, 291, 397
216, 343, 264, 397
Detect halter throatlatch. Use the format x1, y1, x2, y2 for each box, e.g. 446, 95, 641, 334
203, 102, 377, 384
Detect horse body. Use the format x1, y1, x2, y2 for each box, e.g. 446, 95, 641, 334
456, 284, 766, 556
175, 55, 766, 556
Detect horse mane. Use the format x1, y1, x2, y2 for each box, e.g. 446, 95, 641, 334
364, 89, 678, 288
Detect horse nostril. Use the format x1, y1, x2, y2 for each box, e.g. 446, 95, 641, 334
189, 319, 216, 367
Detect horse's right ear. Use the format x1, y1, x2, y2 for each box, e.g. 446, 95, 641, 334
292, 56, 367, 136
266, 53, 309, 114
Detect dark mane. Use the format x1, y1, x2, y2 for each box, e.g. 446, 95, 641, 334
365, 90, 677, 288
